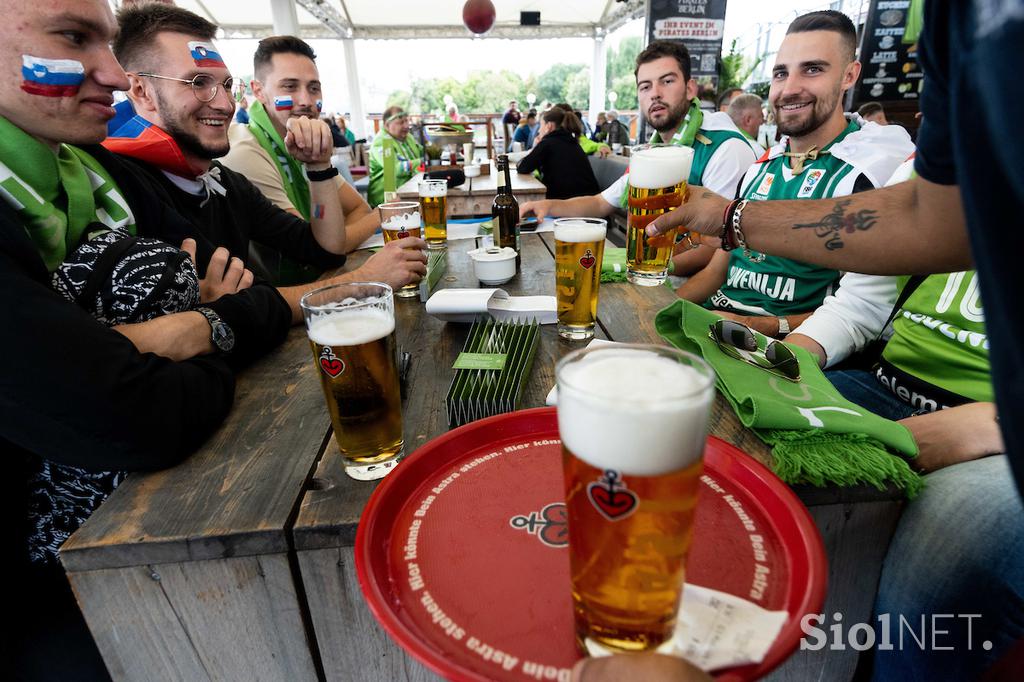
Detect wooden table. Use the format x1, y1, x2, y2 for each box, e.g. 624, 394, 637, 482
63, 235, 900, 681
396, 170, 548, 217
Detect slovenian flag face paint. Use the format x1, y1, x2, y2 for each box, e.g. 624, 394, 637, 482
188, 41, 226, 69
21, 55, 85, 97
274, 96, 294, 111
316, 100, 323, 113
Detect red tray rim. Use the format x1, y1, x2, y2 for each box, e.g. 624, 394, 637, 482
355, 406, 827, 681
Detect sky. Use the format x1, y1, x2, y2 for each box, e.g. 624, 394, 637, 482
213, 0, 858, 115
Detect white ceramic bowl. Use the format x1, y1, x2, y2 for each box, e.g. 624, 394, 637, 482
468, 246, 517, 285
464, 163, 481, 178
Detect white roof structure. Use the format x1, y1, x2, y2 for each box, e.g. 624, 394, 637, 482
175, 0, 645, 40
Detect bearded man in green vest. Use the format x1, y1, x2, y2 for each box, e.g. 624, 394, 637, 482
678, 10, 913, 338
520, 40, 761, 276
222, 35, 385, 285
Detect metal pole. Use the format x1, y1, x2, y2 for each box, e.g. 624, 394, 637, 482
342, 38, 367, 139
588, 35, 607, 129
269, 0, 299, 35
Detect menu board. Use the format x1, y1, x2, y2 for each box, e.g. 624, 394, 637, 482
645, 0, 730, 88
854, 0, 924, 106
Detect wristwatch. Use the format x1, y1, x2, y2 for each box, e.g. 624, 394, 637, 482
306, 166, 339, 182
777, 317, 791, 337
196, 307, 236, 353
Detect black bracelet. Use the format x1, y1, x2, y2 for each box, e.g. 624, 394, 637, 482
306, 166, 339, 182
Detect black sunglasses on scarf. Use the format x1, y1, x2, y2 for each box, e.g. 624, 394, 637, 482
708, 318, 801, 382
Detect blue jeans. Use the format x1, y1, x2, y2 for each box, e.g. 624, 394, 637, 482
825, 370, 1024, 678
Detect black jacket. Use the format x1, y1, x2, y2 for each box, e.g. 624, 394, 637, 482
516, 128, 600, 200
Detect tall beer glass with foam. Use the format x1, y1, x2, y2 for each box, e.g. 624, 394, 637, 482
626, 145, 694, 286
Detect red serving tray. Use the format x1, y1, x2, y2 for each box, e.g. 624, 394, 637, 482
356, 407, 826, 681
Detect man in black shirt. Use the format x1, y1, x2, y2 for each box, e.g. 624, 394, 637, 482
109, 4, 427, 323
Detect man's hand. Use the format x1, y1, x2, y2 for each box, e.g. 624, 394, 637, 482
713, 310, 780, 336
353, 237, 428, 290
285, 116, 333, 167
647, 188, 730, 244
596, 144, 612, 158
900, 402, 1004, 473
181, 238, 253, 303
572, 654, 711, 682
113, 311, 214, 361
520, 200, 555, 221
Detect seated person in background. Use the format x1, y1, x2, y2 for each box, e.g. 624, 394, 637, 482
677, 11, 913, 336
726, 93, 766, 147
591, 111, 607, 141
335, 114, 357, 146
234, 93, 249, 124
520, 40, 760, 276
0, 1, 280, 676
598, 109, 630, 147
576, 109, 594, 139
512, 111, 535, 150
221, 35, 381, 275
516, 108, 600, 200
553, 102, 610, 158
324, 112, 348, 148
110, 4, 425, 322
368, 105, 423, 207
717, 87, 744, 111
857, 100, 888, 125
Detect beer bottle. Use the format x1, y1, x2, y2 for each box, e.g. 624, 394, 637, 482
492, 154, 521, 269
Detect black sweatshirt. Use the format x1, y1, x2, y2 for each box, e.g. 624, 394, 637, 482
516, 127, 600, 200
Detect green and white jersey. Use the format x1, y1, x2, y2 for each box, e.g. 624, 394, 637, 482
879, 271, 991, 407
709, 120, 915, 316
600, 111, 760, 203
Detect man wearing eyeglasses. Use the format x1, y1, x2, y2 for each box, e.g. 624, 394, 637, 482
220, 35, 384, 285
107, 4, 426, 321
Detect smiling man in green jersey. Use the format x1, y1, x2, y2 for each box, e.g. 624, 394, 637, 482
678, 11, 913, 337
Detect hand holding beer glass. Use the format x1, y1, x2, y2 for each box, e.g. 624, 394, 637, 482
418, 179, 448, 249
626, 145, 695, 286
301, 282, 404, 481
557, 345, 715, 653
554, 218, 607, 340
379, 201, 423, 298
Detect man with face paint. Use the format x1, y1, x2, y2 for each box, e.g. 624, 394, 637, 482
519, 40, 761, 276
676, 11, 914, 338
221, 35, 383, 284
109, 4, 426, 320
368, 104, 424, 208
0, 1, 291, 678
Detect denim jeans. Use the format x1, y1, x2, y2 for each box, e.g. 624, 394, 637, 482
824, 370, 1024, 678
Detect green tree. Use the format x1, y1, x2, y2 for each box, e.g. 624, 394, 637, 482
606, 36, 642, 84
607, 74, 638, 110
718, 39, 761, 91
564, 68, 591, 109
536, 63, 585, 104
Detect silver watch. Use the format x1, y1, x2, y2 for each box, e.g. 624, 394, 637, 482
777, 317, 791, 336
196, 306, 236, 353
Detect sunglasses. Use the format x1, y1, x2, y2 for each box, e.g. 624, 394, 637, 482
709, 319, 800, 382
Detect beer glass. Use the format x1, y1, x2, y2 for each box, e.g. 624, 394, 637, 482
626, 144, 694, 286
557, 344, 715, 653
418, 179, 448, 249
301, 282, 404, 481
554, 218, 607, 340
379, 201, 422, 298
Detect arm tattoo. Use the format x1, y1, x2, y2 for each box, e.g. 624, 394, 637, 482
792, 199, 879, 250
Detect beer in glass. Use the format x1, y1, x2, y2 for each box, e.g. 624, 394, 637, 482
626, 144, 694, 286
418, 179, 448, 249
301, 282, 404, 481
554, 218, 607, 340
379, 201, 422, 298
557, 344, 715, 653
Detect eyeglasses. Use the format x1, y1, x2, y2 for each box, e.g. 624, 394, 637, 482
709, 319, 800, 382
135, 72, 234, 103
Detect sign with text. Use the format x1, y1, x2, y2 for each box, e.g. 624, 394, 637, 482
853, 0, 924, 107
645, 0, 729, 88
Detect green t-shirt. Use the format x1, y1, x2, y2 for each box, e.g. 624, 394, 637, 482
880, 271, 991, 405
368, 131, 422, 208
709, 121, 863, 316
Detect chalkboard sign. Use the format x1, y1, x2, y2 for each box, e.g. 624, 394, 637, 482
853, 0, 924, 107
645, 0, 730, 89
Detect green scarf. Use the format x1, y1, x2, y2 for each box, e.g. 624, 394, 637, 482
656, 300, 922, 497
247, 100, 311, 220
0, 115, 135, 272
600, 247, 629, 283
651, 98, 704, 148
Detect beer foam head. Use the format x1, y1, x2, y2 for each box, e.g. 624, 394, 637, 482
381, 210, 421, 231
418, 182, 447, 197
306, 307, 394, 346
628, 146, 694, 190
557, 347, 713, 476
554, 219, 607, 243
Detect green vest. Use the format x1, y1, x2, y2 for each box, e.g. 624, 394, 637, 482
882, 272, 991, 402
709, 121, 860, 316
368, 131, 422, 208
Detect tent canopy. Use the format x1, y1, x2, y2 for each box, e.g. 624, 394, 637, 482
177, 0, 644, 40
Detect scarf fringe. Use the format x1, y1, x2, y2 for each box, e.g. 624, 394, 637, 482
763, 429, 922, 498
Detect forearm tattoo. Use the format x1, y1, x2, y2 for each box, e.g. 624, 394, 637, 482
792, 199, 879, 250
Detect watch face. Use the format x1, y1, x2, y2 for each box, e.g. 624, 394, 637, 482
212, 324, 236, 352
